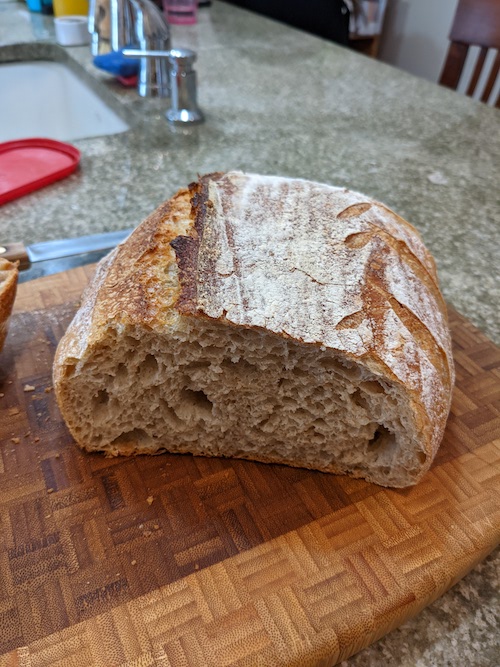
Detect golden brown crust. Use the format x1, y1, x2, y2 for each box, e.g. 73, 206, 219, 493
0, 258, 19, 354
53, 188, 193, 389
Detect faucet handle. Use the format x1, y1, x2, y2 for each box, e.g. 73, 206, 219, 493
123, 48, 172, 58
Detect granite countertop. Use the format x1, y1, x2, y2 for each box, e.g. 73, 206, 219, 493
0, 1, 499, 665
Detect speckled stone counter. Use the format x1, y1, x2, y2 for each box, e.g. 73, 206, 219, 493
0, 2, 499, 665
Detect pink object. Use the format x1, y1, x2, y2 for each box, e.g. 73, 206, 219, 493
116, 74, 139, 87
163, 0, 197, 24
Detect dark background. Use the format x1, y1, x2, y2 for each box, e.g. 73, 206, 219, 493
220, 0, 351, 45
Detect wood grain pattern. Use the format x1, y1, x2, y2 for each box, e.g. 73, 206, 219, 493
0, 266, 499, 667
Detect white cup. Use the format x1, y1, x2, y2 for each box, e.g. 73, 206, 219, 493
54, 15, 91, 46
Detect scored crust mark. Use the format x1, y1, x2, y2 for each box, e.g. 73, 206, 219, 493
336, 310, 366, 330
342, 204, 442, 297
170, 234, 200, 317
360, 240, 452, 388
342, 209, 452, 385
171, 178, 206, 315
337, 202, 373, 219
172, 172, 230, 316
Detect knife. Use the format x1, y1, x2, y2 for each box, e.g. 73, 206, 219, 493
0, 228, 134, 270
0, 228, 134, 283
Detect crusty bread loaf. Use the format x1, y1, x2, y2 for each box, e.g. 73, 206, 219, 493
53, 172, 454, 488
0, 258, 18, 354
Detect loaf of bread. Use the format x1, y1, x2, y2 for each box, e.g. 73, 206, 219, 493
53, 172, 454, 488
0, 258, 18, 354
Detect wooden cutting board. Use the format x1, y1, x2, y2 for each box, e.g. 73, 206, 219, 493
0, 265, 499, 667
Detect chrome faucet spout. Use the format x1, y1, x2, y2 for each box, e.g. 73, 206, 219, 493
89, 0, 171, 97
109, 0, 137, 52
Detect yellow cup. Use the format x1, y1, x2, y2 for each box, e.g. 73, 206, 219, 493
53, 0, 89, 17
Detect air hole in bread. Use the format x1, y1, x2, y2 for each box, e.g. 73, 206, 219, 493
176, 388, 213, 421
115, 363, 128, 386
141, 354, 159, 382
417, 451, 427, 464
338, 363, 362, 382
319, 357, 345, 373
94, 389, 109, 405
351, 389, 369, 411
185, 360, 211, 371
159, 399, 184, 428
359, 380, 385, 395
111, 428, 149, 446
368, 425, 396, 457
63, 362, 77, 379
221, 358, 256, 374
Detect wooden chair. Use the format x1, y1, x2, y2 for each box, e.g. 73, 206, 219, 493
439, 0, 500, 107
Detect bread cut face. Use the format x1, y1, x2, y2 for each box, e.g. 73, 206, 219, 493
53, 172, 455, 488
0, 258, 18, 354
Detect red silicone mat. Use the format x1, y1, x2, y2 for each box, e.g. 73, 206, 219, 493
0, 138, 80, 205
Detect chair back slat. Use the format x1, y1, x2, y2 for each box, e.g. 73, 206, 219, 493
481, 50, 500, 104
440, 42, 469, 89
466, 47, 488, 96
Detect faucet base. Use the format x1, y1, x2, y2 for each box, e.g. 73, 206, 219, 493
166, 108, 205, 124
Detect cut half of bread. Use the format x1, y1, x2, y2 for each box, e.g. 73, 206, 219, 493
53, 172, 454, 488
0, 258, 19, 354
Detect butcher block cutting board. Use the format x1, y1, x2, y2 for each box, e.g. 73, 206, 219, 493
0, 265, 499, 667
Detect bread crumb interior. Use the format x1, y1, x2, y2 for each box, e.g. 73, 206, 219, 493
63, 316, 425, 487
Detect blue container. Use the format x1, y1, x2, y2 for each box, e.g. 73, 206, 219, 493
26, 0, 43, 12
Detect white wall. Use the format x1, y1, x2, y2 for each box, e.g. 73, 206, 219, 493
378, 0, 459, 82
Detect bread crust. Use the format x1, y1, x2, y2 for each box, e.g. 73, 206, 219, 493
53, 172, 455, 486
0, 259, 19, 354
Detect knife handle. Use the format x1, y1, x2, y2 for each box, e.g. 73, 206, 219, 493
0, 243, 30, 270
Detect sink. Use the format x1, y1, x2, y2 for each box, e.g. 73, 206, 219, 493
0, 60, 129, 142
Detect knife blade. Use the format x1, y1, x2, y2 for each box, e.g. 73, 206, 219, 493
0, 228, 134, 270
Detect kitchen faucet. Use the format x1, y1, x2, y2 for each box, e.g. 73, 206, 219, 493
88, 0, 171, 97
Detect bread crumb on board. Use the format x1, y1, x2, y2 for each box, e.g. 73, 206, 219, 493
146, 495, 154, 505
23, 384, 35, 392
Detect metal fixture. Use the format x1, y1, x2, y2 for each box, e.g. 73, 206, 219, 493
123, 48, 204, 124
167, 48, 204, 124
89, 0, 171, 97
